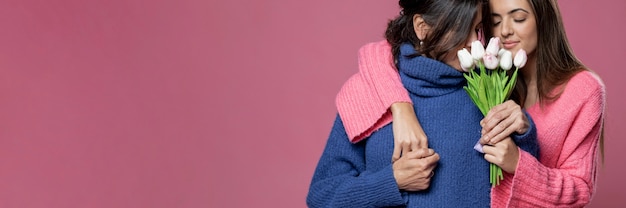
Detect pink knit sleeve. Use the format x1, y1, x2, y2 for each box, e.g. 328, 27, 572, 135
336, 40, 412, 143
491, 71, 606, 207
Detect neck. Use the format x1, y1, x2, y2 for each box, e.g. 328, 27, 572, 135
521, 56, 538, 108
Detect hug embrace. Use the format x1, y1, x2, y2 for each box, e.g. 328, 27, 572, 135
307, 0, 605, 207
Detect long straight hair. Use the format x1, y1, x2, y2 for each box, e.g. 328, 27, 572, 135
509, 0, 604, 162
510, 0, 585, 105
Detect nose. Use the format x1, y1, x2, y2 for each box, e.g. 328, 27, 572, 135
500, 19, 513, 38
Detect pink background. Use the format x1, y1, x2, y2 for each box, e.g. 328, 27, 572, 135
0, 0, 623, 207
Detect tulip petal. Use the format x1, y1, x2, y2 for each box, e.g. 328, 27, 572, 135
514, 49, 528, 68
499, 50, 513, 70
485, 37, 500, 55
471, 41, 485, 61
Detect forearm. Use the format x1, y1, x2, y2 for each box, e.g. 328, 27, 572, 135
307, 115, 405, 207
492, 151, 596, 207
336, 40, 411, 143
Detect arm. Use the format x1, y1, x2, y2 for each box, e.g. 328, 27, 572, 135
390, 103, 429, 162
336, 40, 413, 143
306, 115, 405, 207
491, 74, 605, 207
510, 110, 539, 157
336, 41, 427, 161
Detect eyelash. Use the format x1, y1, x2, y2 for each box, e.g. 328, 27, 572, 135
492, 18, 526, 26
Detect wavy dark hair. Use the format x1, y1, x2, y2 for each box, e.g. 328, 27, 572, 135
385, 0, 492, 63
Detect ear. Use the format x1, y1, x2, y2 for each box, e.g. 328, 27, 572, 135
413, 14, 428, 40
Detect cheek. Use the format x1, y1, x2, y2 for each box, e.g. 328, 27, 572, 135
520, 25, 538, 53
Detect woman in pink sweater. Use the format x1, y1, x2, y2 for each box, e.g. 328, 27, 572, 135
337, 0, 605, 207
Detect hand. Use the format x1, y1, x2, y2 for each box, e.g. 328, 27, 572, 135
482, 137, 519, 174
392, 148, 439, 191
390, 102, 429, 162
480, 100, 529, 145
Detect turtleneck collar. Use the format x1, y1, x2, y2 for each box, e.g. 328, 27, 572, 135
397, 43, 466, 97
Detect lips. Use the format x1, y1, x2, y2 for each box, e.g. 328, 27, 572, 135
502, 41, 519, 49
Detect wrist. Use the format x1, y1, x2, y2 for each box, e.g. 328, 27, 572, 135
390, 102, 414, 114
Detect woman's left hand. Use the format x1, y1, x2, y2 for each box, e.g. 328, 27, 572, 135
482, 137, 519, 174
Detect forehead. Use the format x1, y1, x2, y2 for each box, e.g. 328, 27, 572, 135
490, 0, 533, 14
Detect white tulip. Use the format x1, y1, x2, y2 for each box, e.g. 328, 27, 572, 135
471, 40, 485, 61
485, 37, 500, 55
498, 49, 507, 57
457, 48, 474, 72
499, 50, 513, 71
514, 49, 528, 68
483, 54, 499, 70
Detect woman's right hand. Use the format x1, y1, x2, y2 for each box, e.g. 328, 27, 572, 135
393, 148, 439, 191
479, 100, 530, 145
390, 102, 429, 162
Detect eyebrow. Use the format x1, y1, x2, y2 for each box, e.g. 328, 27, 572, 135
492, 8, 530, 16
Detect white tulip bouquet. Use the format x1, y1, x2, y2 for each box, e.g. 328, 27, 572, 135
457, 37, 527, 186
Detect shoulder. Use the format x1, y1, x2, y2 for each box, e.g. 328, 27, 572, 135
549, 70, 606, 114
358, 40, 391, 56
568, 70, 605, 91
561, 70, 606, 101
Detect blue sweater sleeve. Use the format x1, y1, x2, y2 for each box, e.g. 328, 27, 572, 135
510, 111, 540, 158
306, 114, 405, 208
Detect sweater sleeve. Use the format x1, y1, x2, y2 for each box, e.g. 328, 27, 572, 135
306, 114, 405, 208
336, 40, 412, 143
510, 111, 539, 157
491, 72, 605, 207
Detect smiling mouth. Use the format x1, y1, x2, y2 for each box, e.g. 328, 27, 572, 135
502, 41, 518, 49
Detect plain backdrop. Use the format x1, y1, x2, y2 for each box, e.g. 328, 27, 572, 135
0, 0, 623, 207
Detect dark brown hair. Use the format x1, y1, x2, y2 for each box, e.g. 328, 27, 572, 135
385, 0, 492, 62
509, 0, 586, 106
508, 0, 604, 162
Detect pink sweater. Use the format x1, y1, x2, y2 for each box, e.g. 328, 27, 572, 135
336, 40, 606, 207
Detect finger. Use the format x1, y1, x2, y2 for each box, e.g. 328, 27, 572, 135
407, 148, 434, 159
483, 111, 507, 132
493, 137, 515, 150
480, 117, 504, 144
411, 140, 420, 152
413, 148, 435, 158
483, 153, 501, 165
420, 136, 428, 149
392, 145, 401, 162
482, 103, 507, 127
422, 152, 440, 163
486, 116, 515, 144
481, 144, 496, 155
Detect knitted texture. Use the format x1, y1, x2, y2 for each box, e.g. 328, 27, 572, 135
491, 70, 605, 207
310, 44, 538, 207
336, 41, 412, 143
335, 40, 605, 207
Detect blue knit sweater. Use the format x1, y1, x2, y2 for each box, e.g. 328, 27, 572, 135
307, 44, 539, 208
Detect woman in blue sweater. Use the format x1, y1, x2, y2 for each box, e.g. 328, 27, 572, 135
306, 0, 539, 207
